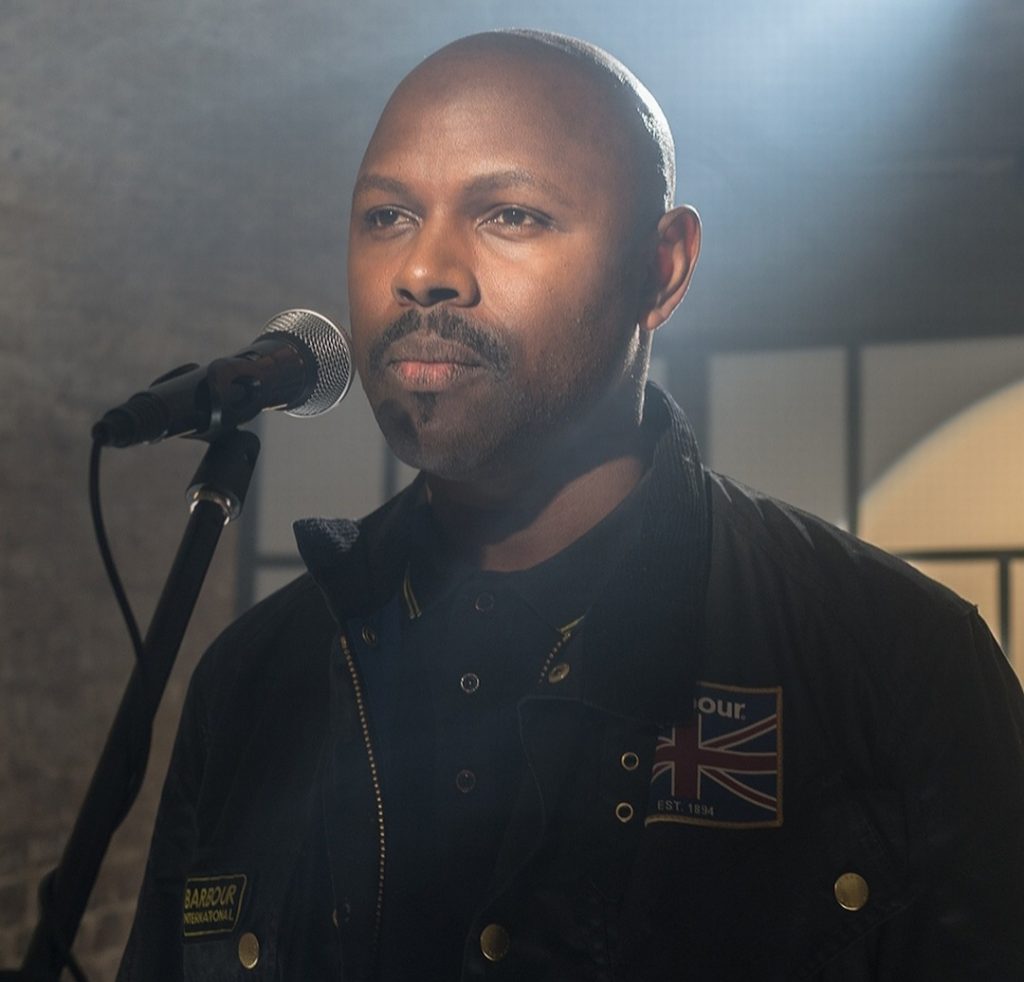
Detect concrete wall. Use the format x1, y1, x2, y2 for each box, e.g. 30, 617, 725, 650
0, 3, 381, 974
1, 1, 1021, 976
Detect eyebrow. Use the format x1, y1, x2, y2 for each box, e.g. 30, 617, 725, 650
463, 169, 573, 206
353, 169, 573, 207
353, 174, 410, 198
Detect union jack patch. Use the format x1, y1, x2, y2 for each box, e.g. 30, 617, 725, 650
646, 681, 783, 829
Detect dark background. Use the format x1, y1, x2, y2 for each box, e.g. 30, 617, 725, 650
1, 0, 1021, 974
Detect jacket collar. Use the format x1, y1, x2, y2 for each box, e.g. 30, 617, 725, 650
575, 384, 708, 724
293, 382, 709, 727
293, 470, 426, 622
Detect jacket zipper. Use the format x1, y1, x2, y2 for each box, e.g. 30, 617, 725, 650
340, 633, 386, 961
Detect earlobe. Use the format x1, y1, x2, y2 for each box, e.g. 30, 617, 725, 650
641, 205, 702, 333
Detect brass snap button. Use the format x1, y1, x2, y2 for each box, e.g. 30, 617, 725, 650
460, 672, 480, 694
615, 801, 635, 823
455, 769, 477, 793
620, 751, 640, 771
834, 872, 869, 911
474, 592, 495, 612
361, 624, 377, 647
238, 932, 260, 969
479, 922, 510, 962
547, 662, 570, 684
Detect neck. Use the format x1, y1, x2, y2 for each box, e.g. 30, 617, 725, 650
425, 408, 650, 572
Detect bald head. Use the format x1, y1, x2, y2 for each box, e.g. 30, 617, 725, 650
499, 30, 676, 214
347, 30, 700, 482
366, 30, 677, 235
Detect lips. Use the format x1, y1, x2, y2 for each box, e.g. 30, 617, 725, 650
384, 335, 485, 367
383, 334, 487, 391
366, 308, 512, 395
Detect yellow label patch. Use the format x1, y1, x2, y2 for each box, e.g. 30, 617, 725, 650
182, 874, 247, 938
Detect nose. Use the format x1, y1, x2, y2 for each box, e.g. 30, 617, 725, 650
392, 220, 479, 309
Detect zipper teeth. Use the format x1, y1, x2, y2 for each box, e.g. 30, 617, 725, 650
340, 633, 386, 956
536, 624, 576, 686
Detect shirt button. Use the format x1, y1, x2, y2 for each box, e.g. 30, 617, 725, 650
361, 624, 378, 647
460, 672, 481, 694
479, 922, 511, 962
455, 769, 477, 793
834, 872, 869, 911
474, 592, 495, 613
238, 932, 260, 969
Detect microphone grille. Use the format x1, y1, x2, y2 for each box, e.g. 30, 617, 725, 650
260, 309, 352, 417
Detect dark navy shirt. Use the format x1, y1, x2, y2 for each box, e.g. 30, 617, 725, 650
356, 486, 645, 980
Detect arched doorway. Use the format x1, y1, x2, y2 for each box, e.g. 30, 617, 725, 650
860, 378, 1024, 676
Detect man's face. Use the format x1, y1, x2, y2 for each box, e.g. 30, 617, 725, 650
347, 51, 649, 481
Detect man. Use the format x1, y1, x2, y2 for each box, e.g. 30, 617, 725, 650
119, 30, 1024, 981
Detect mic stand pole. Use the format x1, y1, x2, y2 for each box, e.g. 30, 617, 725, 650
7, 428, 261, 982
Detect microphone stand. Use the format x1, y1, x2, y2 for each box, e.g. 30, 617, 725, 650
4, 428, 261, 982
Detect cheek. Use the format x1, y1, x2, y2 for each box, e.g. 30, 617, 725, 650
486, 244, 634, 347
479, 238, 606, 326
347, 248, 386, 316
346, 253, 390, 368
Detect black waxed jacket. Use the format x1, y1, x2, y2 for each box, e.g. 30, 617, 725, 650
118, 384, 1024, 981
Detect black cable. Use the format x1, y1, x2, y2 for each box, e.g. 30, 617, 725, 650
89, 437, 144, 662
31, 435, 154, 982
30, 436, 151, 982
89, 435, 152, 820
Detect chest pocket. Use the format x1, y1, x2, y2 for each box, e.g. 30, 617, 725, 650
183, 933, 268, 981
181, 801, 341, 982
512, 702, 654, 899
616, 772, 910, 981
181, 869, 274, 982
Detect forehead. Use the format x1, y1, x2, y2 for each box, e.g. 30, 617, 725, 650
357, 48, 638, 206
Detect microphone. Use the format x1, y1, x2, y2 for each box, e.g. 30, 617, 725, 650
92, 309, 352, 447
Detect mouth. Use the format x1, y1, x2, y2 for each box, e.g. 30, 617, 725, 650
384, 336, 488, 391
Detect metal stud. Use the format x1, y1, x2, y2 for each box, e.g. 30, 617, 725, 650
238, 932, 260, 969
480, 923, 510, 962
615, 801, 635, 823
834, 872, 870, 911
547, 663, 570, 684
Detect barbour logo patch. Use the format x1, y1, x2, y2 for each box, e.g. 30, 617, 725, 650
182, 874, 247, 937
646, 681, 783, 829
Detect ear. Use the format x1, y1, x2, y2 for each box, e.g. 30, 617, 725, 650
641, 205, 701, 333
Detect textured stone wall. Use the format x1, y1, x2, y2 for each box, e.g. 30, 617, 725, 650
0, 2, 386, 975
1, 0, 1021, 977
0, 4, 523, 974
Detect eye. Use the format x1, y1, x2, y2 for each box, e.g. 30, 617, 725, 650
484, 207, 551, 231
363, 207, 413, 231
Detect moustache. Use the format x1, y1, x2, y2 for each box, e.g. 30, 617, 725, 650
367, 308, 511, 375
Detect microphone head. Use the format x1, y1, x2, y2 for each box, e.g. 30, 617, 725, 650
258, 309, 352, 417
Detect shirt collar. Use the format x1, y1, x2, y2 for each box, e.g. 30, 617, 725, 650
400, 474, 647, 636
294, 383, 709, 726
